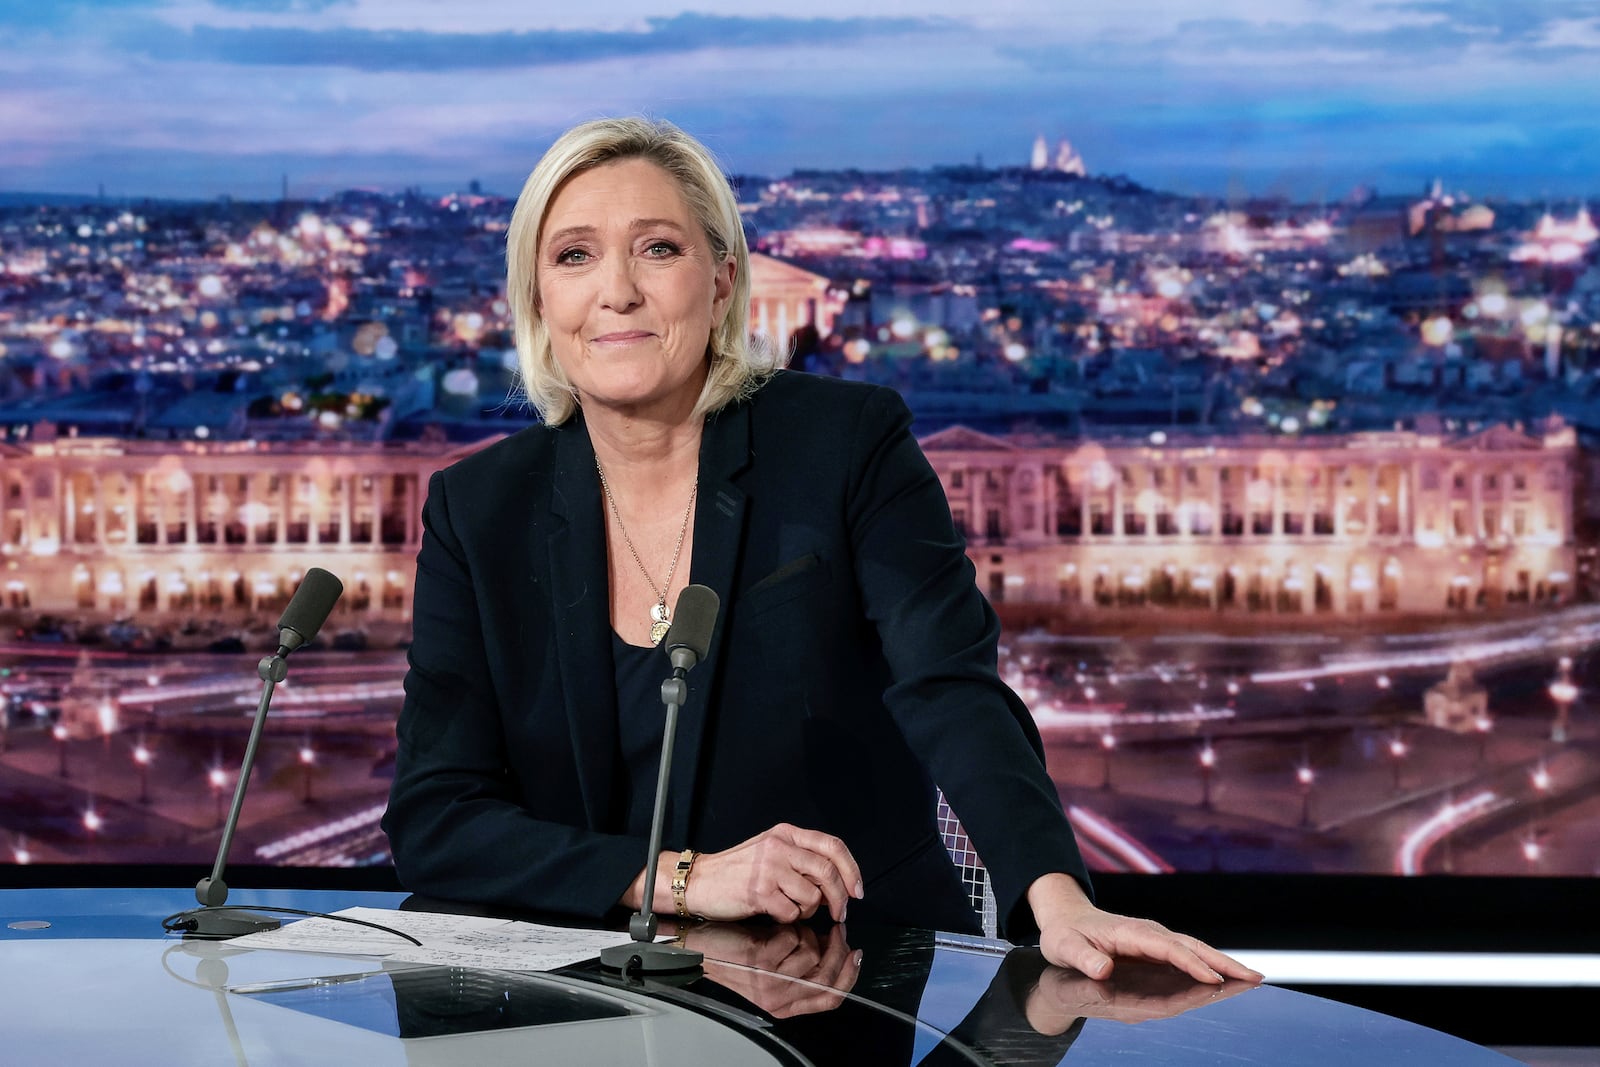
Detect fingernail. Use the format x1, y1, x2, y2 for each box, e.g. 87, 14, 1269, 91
852, 950, 864, 967
854, 880, 864, 899
841, 901, 848, 922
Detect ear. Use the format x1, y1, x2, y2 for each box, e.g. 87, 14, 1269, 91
710, 255, 736, 321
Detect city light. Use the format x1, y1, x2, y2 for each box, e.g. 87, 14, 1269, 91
1388, 734, 1409, 791
1421, 316, 1454, 347
1548, 656, 1579, 743
133, 742, 152, 804
209, 766, 229, 827
1296, 763, 1316, 826
440, 368, 479, 396
1397, 791, 1504, 875
52, 722, 69, 778
300, 743, 317, 803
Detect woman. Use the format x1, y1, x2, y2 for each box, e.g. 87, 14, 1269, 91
382, 117, 1257, 986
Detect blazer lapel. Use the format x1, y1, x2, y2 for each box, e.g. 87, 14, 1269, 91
669, 398, 752, 846
546, 416, 621, 831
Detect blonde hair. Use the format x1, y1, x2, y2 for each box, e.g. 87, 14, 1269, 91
506, 117, 774, 425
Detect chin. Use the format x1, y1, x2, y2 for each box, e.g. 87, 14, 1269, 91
577, 365, 707, 413
584, 381, 697, 413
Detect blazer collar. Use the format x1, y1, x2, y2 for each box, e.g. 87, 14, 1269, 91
547, 415, 620, 831
672, 396, 752, 844
545, 399, 754, 846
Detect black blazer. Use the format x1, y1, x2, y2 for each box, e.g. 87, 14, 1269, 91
382, 371, 1087, 939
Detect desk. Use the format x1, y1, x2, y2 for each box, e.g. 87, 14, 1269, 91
1, 888, 1519, 1066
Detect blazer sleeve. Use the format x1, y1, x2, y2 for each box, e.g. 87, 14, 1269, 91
381, 470, 648, 917
844, 386, 1091, 941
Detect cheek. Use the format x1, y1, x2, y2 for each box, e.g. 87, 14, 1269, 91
538, 280, 586, 327
547, 302, 585, 335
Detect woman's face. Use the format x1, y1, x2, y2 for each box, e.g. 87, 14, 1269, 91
536, 157, 736, 419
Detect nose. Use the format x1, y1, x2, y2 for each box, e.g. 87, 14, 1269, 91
599, 255, 643, 313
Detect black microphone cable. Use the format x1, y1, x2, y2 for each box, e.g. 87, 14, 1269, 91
161, 904, 423, 946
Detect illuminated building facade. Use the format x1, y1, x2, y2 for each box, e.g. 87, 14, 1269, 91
923, 421, 1578, 615
0, 434, 476, 624
747, 253, 842, 350
0, 418, 1579, 625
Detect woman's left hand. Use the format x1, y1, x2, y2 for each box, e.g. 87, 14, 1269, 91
1026, 873, 1263, 985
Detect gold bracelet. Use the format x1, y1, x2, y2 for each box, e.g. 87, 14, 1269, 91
671, 849, 699, 919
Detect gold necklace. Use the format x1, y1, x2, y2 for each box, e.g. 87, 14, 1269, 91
595, 458, 698, 645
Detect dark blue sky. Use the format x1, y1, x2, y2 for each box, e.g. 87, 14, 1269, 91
4, 0, 1598, 201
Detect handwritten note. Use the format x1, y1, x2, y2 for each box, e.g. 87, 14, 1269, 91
227, 906, 640, 971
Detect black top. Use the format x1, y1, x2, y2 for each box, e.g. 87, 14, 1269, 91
611, 631, 667, 838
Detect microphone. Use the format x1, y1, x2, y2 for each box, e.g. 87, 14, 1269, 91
664, 584, 718, 673
275, 566, 344, 654
600, 585, 720, 976
183, 568, 344, 938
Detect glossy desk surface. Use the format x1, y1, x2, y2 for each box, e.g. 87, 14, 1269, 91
0, 888, 1518, 1066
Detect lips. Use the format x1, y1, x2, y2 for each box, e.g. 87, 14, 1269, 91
591, 330, 655, 343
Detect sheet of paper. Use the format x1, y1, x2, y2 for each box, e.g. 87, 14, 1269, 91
387, 924, 634, 972
226, 906, 642, 971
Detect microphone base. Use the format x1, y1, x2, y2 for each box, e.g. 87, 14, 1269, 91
182, 907, 283, 940
598, 941, 703, 976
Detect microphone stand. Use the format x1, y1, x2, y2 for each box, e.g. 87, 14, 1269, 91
599, 642, 705, 975
170, 567, 344, 939
186, 649, 293, 938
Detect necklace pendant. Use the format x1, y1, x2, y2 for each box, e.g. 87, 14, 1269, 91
650, 619, 671, 646
651, 602, 669, 624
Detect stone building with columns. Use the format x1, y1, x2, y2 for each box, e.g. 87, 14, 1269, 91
0, 433, 477, 626
922, 420, 1578, 616
0, 414, 1580, 628
747, 253, 842, 351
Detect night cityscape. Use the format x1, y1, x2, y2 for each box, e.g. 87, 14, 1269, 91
2, 139, 1596, 880
2, 1, 1598, 884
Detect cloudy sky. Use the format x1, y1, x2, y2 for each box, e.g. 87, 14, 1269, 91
3, 0, 1598, 201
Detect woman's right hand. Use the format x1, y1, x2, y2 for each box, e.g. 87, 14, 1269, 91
686, 823, 864, 923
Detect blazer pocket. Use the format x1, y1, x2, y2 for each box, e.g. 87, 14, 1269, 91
741, 553, 828, 615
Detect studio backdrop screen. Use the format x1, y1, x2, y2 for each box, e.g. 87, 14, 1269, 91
1, 2, 1596, 886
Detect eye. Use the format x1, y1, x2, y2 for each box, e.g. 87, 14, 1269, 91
643, 240, 681, 258
554, 247, 590, 265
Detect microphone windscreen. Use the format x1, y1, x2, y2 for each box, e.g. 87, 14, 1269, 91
277, 567, 344, 645
665, 585, 719, 661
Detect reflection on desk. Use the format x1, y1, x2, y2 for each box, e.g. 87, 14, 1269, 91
0, 888, 1520, 1066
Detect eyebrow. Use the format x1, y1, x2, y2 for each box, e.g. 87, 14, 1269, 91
542, 217, 694, 251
